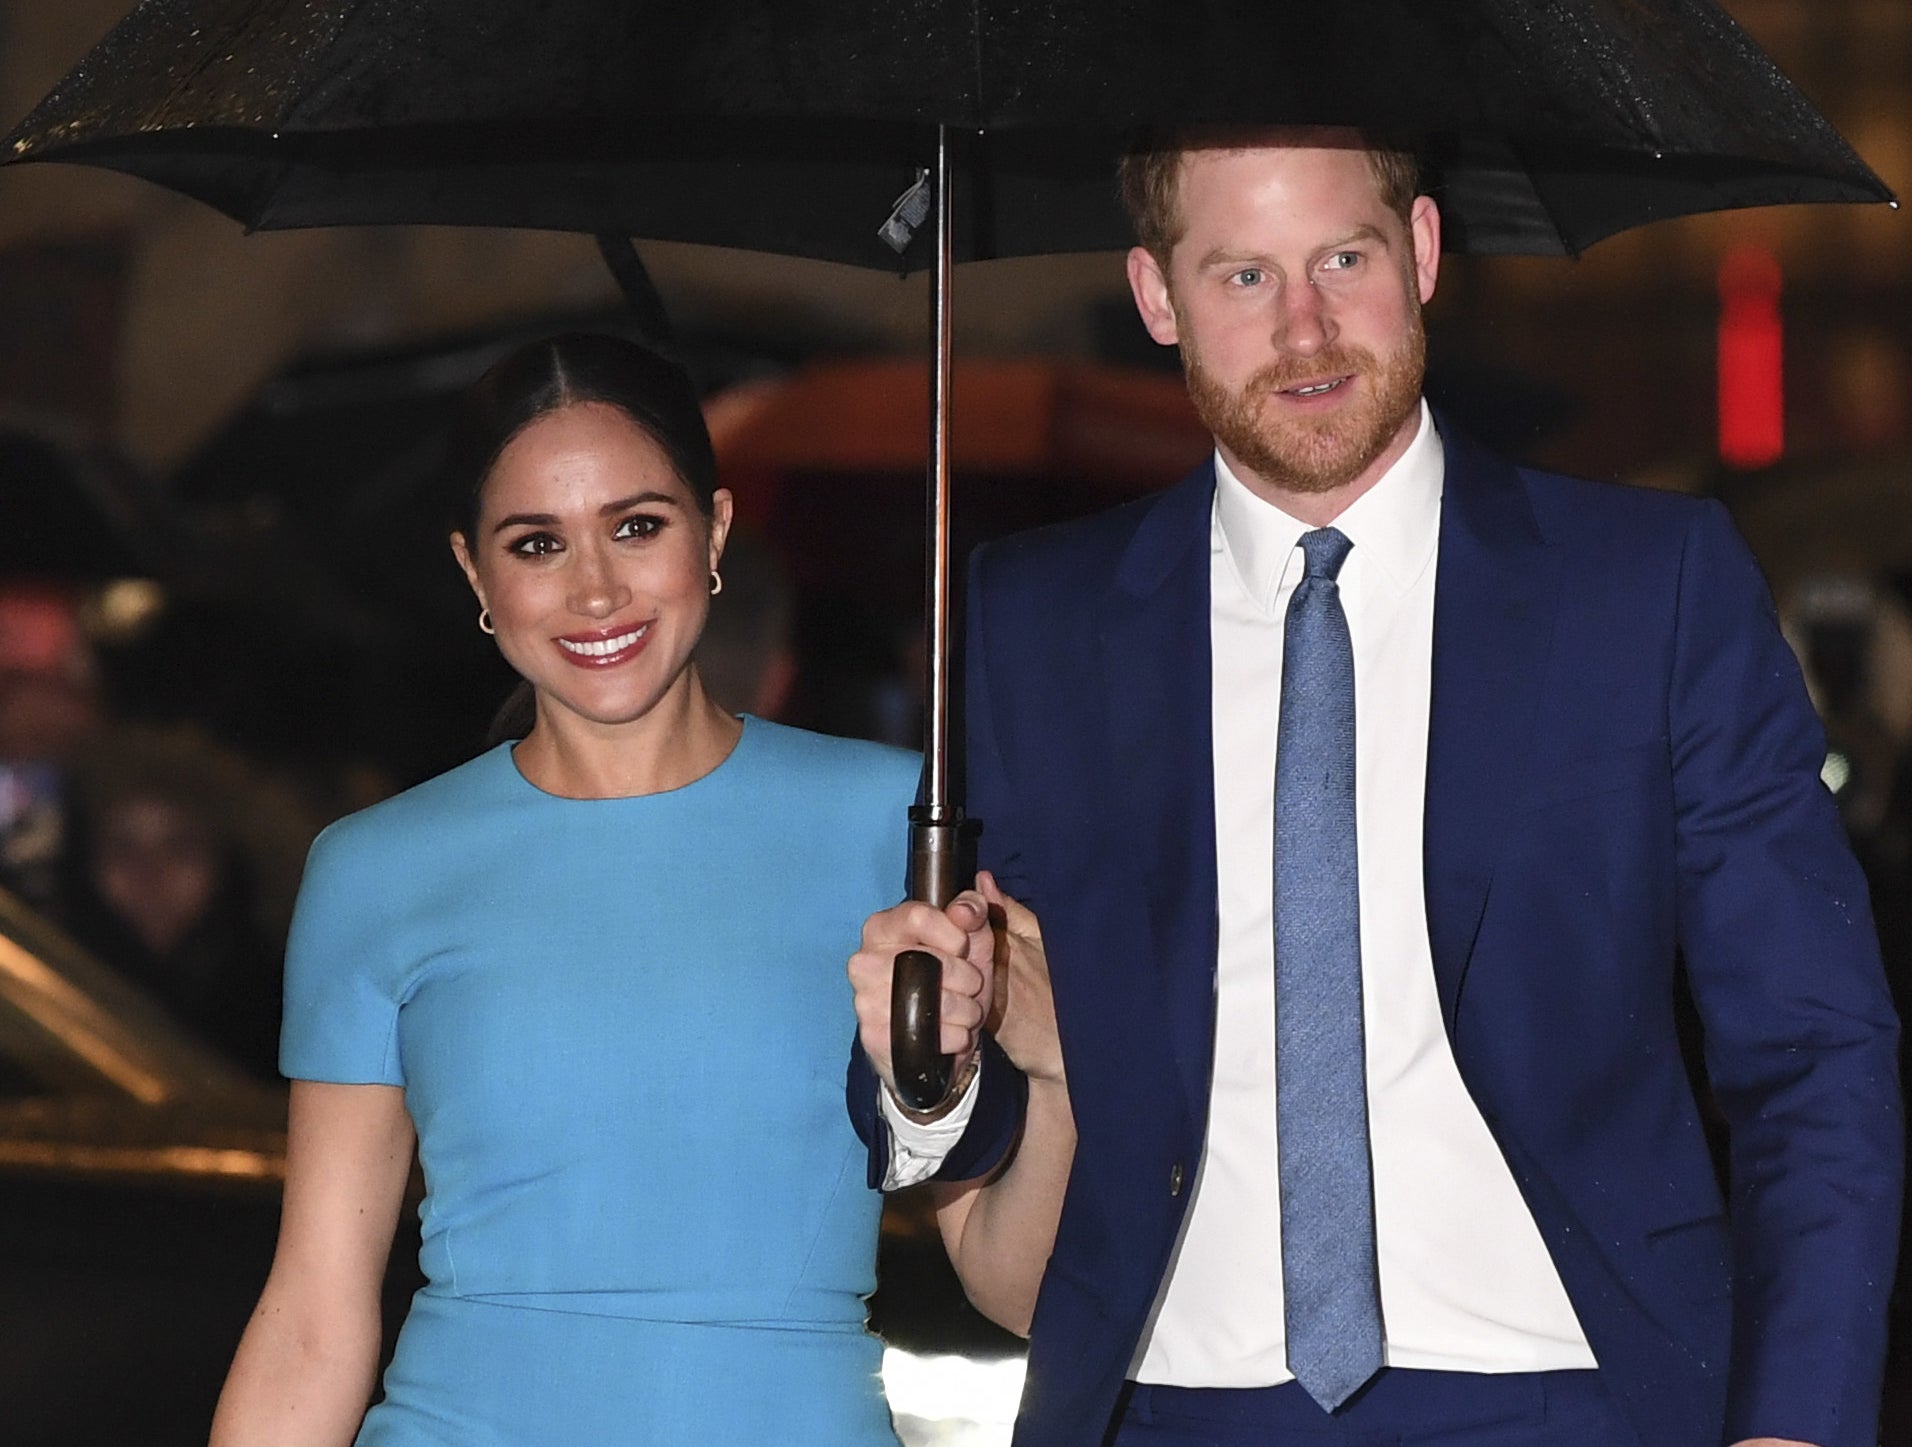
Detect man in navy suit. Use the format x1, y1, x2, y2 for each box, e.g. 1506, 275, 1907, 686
849, 128, 1901, 1447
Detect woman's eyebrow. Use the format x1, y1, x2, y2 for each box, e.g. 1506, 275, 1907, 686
492, 492, 681, 533
598, 491, 680, 515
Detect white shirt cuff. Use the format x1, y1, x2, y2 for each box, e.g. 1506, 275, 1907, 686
876, 1057, 983, 1190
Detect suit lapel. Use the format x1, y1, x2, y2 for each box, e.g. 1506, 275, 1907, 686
1423, 421, 1559, 1036
1082, 431, 1551, 1115
1098, 465, 1219, 1127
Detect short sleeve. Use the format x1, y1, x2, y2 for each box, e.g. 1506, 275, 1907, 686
278, 820, 406, 1085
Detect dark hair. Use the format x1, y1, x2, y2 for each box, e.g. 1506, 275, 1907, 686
446, 332, 718, 542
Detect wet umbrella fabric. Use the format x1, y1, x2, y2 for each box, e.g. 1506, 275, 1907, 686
4, 0, 1891, 263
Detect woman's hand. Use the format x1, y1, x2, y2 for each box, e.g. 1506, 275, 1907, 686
849, 890, 997, 1099
978, 872, 1063, 1086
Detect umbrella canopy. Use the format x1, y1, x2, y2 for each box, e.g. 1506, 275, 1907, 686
4, 0, 1891, 261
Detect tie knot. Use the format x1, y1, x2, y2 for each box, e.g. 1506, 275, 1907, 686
1299, 527, 1352, 581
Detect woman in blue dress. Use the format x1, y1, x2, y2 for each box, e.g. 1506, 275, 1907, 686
210, 334, 923, 1446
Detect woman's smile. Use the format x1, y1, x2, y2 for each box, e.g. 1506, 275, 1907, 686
556, 622, 652, 667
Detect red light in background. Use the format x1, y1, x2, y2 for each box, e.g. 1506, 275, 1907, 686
1717, 246, 1784, 469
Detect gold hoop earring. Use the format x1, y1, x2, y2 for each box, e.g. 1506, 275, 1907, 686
708, 571, 723, 597
478, 607, 495, 635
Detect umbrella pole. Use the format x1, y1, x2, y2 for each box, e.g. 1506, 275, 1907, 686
592, 234, 676, 347
891, 123, 969, 1114
925, 124, 955, 818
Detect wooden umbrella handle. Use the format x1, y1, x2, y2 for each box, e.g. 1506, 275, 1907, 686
889, 807, 971, 1113
891, 948, 950, 1111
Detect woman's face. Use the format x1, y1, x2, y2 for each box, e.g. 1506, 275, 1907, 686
451, 402, 731, 734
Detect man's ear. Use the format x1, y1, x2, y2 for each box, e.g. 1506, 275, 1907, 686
1409, 195, 1441, 305
1127, 246, 1181, 347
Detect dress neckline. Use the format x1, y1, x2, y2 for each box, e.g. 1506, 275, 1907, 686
501, 715, 756, 803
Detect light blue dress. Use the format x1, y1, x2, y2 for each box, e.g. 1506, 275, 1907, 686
280, 718, 920, 1446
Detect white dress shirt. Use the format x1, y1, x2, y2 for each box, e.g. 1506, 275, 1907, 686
885, 404, 1595, 1386
1132, 404, 1593, 1384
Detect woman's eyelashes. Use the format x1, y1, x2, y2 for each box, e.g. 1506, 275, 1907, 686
505, 529, 562, 558
503, 513, 667, 558
613, 512, 667, 541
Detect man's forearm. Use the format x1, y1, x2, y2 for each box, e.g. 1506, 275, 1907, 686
934, 1076, 1076, 1337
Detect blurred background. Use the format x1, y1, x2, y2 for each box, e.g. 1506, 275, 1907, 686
0, 1, 1906, 1443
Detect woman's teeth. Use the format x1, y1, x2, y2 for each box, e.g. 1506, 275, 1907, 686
559, 627, 646, 657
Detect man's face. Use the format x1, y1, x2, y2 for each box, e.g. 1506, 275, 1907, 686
1126, 137, 1440, 511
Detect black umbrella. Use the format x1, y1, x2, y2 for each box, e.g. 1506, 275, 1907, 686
6, 0, 1892, 1106
2, 0, 1892, 259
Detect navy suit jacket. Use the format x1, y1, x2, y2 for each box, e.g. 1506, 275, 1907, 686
852, 421, 1903, 1447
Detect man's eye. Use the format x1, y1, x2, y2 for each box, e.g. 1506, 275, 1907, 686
508, 532, 560, 557
1321, 251, 1361, 272
615, 514, 665, 541
1231, 267, 1265, 288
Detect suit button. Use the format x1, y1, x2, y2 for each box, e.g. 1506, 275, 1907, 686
1169, 1163, 1185, 1196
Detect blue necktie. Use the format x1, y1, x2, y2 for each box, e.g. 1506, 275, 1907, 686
1274, 526, 1384, 1412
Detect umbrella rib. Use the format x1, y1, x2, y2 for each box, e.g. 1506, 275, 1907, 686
1503, 136, 1580, 257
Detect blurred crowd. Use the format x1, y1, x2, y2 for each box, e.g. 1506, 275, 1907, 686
0, 579, 304, 1078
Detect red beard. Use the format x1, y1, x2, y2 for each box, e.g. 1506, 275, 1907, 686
1182, 304, 1426, 497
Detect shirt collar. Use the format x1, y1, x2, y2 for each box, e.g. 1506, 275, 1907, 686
1213, 399, 1444, 609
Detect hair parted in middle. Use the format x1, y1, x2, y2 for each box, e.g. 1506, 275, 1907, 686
1118, 128, 1423, 271
444, 331, 719, 545
446, 331, 722, 747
